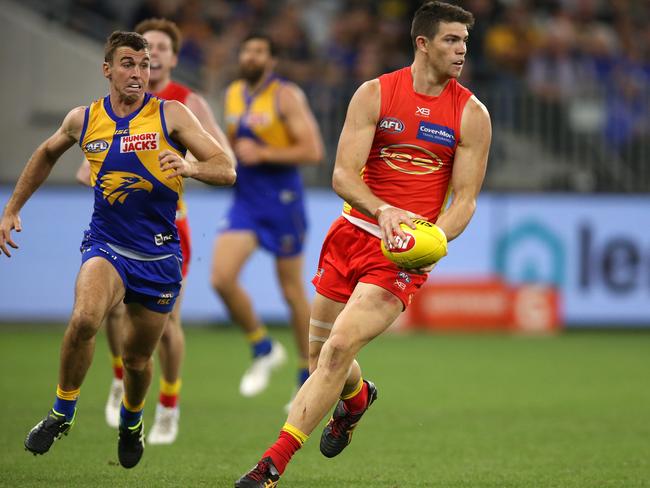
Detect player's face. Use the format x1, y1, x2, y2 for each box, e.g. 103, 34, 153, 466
104, 47, 150, 104
238, 39, 273, 85
424, 22, 468, 79
143, 30, 177, 84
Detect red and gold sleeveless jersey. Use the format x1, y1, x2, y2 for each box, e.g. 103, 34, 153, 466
343, 67, 472, 230
154, 80, 192, 219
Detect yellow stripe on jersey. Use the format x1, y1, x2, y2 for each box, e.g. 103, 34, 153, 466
224, 78, 291, 148
438, 183, 453, 218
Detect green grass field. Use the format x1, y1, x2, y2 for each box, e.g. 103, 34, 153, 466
0, 325, 649, 487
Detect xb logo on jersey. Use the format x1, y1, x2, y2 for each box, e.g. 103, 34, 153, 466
99, 171, 153, 205
380, 144, 443, 175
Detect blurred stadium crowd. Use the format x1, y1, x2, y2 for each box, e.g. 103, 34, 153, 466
23, 0, 650, 191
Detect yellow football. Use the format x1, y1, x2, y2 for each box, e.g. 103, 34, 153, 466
380, 219, 448, 269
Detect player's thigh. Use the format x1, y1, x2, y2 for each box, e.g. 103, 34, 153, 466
211, 231, 258, 284
73, 256, 125, 326
330, 282, 403, 348
162, 279, 185, 339
122, 303, 169, 360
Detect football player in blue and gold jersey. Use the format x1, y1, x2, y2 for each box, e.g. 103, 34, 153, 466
210, 34, 324, 405
0, 31, 235, 469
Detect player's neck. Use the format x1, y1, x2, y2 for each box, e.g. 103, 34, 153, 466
149, 77, 171, 94
245, 71, 273, 94
410, 60, 450, 97
109, 90, 145, 118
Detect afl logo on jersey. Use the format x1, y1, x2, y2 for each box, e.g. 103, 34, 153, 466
84, 140, 109, 153
99, 171, 153, 205
378, 117, 405, 133
380, 144, 444, 175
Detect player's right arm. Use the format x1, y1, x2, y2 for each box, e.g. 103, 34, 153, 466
331, 80, 418, 249
1, 106, 85, 257
160, 100, 236, 186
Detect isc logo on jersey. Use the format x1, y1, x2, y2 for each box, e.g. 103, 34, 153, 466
378, 117, 405, 133
120, 132, 159, 153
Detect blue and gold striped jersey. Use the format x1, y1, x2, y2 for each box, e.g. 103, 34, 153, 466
224, 75, 303, 208
79, 93, 185, 256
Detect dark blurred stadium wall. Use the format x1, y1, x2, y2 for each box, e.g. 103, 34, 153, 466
3, 0, 650, 191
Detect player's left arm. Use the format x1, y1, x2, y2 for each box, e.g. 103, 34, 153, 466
161, 100, 236, 186
435, 96, 491, 242
236, 83, 324, 166
183, 92, 236, 165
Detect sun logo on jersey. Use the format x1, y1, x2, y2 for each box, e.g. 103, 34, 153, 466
99, 171, 153, 205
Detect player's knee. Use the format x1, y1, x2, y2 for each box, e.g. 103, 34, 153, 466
122, 353, 150, 372
68, 309, 102, 341
211, 271, 236, 296
308, 344, 323, 374
320, 333, 355, 372
280, 282, 306, 308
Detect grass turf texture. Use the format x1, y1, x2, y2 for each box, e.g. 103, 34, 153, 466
0, 326, 648, 487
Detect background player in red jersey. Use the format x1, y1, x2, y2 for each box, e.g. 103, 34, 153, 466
76, 18, 233, 445
235, 2, 491, 486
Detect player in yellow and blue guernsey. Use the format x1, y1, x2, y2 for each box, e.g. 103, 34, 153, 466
0, 31, 235, 469
210, 34, 324, 405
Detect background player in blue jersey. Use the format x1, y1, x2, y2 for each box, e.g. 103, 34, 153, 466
76, 18, 235, 446
0, 31, 235, 469
211, 34, 323, 404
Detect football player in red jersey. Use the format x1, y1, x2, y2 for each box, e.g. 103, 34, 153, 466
76, 18, 233, 445
235, 2, 491, 486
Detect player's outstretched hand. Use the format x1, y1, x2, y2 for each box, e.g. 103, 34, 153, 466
376, 205, 425, 250
159, 150, 197, 179
234, 138, 264, 166
0, 211, 22, 257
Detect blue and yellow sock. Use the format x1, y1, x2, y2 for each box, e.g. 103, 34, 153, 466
53, 385, 79, 421
120, 397, 144, 428
297, 359, 309, 387
246, 327, 273, 358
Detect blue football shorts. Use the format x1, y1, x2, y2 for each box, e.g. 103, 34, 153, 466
80, 233, 182, 313
220, 199, 307, 257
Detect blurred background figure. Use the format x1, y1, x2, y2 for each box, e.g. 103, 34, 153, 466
210, 34, 323, 404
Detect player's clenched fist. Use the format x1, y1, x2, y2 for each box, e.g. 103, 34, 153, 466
159, 149, 197, 178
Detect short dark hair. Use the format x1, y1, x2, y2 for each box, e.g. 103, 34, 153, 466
104, 31, 149, 63
411, 1, 475, 49
242, 33, 277, 57
135, 18, 182, 55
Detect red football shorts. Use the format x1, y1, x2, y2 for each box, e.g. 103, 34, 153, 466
312, 217, 428, 309
176, 216, 191, 279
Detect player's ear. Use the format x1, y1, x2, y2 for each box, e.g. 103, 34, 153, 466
103, 61, 112, 80
415, 36, 429, 54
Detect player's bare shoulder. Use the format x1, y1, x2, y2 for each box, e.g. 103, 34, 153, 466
348, 78, 381, 122
276, 81, 309, 112
459, 95, 491, 144
62, 106, 88, 142
162, 99, 197, 132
